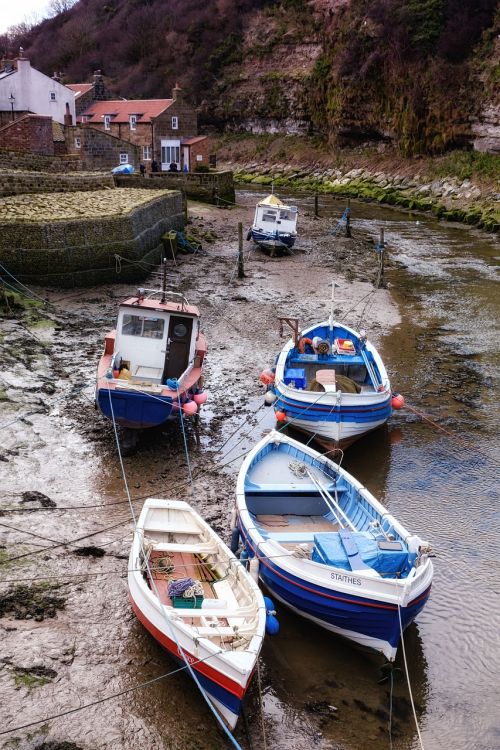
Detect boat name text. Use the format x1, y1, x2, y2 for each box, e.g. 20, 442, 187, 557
331, 572, 362, 585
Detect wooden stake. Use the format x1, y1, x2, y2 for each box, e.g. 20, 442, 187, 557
237, 222, 245, 279
314, 193, 319, 218
376, 228, 385, 288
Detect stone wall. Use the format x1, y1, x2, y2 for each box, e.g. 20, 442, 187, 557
0, 114, 55, 156
0, 170, 115, 197
71, 126, 140, 170
0, 147, 84, 172
115, 170, 235, 204
0, 188, 184, 286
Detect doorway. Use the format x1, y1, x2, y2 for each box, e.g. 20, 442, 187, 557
161, 139, 181, 171
183, 146, 190, 172
163, 316, 193, 382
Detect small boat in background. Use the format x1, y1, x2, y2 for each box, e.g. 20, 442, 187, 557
128, 498, 266, 729
95, 279, 207, 449
234, 431, 433, 662
248, 193, 298, 255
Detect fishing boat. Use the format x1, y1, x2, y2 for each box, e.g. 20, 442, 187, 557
264, 287, 395, 449
247, 194, 298, 254
233, 431, 433, 662
128, 498, 267, 729
95, 279, 207, 446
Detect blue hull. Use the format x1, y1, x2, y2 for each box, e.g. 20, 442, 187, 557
274, 390, 393, 425
241, 526, 430, 654
96, 387, 174, 430
250, 228, 296, 251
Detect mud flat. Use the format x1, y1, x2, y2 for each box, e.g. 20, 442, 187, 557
0, 197, 404, 750
0, 188, 184, 287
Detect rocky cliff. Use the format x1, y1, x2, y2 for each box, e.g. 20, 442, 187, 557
1, 0, 499, 155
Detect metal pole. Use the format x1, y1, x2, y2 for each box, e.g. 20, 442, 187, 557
345, 198, 351, 237
161, 256, 167, 302
314, 193, 319, 218
376, 228, 385, 288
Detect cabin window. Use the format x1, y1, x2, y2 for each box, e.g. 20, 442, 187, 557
122, 314, 165, 339
262, 210, 277, 222
279, 210, 293, 221
173, 322, 188, 337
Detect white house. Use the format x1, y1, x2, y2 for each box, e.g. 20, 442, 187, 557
0, 52, 76, 126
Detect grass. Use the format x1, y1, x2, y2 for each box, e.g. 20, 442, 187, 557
429, 150, 500, 181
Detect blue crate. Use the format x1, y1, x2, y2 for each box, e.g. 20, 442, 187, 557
284, 368, 306, 389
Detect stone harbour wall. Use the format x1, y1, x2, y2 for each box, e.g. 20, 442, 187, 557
0, 170, 115, 197
115, 170, 236, 205
0, 147, 84, 173
0, 188, 184, 287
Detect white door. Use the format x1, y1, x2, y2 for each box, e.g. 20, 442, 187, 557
182, 146, 189, 172
161, 139, 181, 171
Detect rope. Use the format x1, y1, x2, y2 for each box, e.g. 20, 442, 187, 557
256, 658, 267, 750
176, 383, 193, 487
106, 387, 243, 750
397, 604, 425, 750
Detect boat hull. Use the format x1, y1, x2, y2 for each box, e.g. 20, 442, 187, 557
96, 386, 175, 430
250, 228, 296, 252
239, 527, 431, 661
273, 385, 392, 448
129, 591, 246, 728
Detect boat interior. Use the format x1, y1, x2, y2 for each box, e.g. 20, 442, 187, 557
244, 443, 416, 579
139, 505, 260, 645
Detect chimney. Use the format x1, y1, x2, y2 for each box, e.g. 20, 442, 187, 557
64, 101, 73, 126
172, 82, 183, 102
93, 70, 106, 101
52, 71, 60, 83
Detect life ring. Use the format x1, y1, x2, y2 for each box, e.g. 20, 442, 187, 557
298, 337, 313, 354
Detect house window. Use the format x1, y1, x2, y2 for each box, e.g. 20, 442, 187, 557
104, 115, 111, 130
119, 153, 128, 164
142, 145, 152, 161
74, 137, 81, 149
130, 115, 137, 131
171, 116, 178, 130
81, 115, 87, 123
196, 154, 203, 162
50, 92, 56, 101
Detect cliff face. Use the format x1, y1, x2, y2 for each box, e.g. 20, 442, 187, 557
1, 0, 498, 154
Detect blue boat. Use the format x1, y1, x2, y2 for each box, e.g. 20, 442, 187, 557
268, 302, 393, 448
234, 430, 433, 661
248, 194, 298, 254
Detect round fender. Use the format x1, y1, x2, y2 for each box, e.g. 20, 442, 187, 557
230, 527, 240, 554
298, 337, 313, 354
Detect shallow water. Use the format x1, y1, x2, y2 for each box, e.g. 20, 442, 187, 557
1, 189, 498, 750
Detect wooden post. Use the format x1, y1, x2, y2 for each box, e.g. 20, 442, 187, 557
314, 193, 319, 218
237, 222, 245, 279
376, 228, 385, 288
345, 198, 351, 238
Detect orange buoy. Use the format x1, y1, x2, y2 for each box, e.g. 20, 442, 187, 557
182, 400, 198, 416
275, 410, 287, 422
391, 393, 405, 409
298, 337, 313, 354
259, 368, 275, 385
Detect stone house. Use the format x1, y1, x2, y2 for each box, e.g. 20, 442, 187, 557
0, 51, 76, 127
78, 84, 209, 172
66, 71, 108, 116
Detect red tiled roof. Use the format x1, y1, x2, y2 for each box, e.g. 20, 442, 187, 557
181, 135, 207, 146
80, 99, 173, 124
66, 83, 94, 97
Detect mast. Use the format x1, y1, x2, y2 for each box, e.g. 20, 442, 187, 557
161, 256, 167, 304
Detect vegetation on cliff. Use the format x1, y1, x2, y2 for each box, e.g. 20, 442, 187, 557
1, 0, 498, 155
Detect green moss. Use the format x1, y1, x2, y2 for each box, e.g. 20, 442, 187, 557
13, 672, 51, 692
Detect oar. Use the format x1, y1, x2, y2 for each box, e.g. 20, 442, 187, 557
306, 469, 356, 532
359, 345, 380, 389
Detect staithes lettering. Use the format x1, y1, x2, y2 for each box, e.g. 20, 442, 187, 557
331, 572, 362, 586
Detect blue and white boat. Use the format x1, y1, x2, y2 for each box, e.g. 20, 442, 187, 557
270, 304, 392, 449
234, 430, 433, 661
248, 194, 298, 254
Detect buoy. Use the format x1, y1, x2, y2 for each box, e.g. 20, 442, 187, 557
193, 391, 208, 406
259, 368, 275, 385
249, 557, 259, 583
230, 527, 240, 554
264, 596, 279, 635
182, 400, 198, 416
264, 391, 277, 406
391, 393, 405, 410
275, 410, 286, 422
239, 549, 249, 569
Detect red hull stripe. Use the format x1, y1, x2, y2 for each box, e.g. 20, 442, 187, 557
129, 593, 246, 699
239, 523, 431, 611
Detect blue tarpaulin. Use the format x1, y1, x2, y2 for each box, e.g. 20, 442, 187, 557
112, 164, 135, 174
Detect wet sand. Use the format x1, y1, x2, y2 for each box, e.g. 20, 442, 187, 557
1, 196, 413, 750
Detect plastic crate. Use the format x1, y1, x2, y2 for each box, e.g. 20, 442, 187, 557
284, 368, 306, 389
171, 595, 204, 609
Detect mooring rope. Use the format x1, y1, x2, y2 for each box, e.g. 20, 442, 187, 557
397, 604, 425, 750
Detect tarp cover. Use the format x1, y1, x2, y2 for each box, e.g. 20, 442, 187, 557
312, 532, 409, 577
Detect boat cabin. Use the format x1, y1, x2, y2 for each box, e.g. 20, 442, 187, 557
112, 291, 200, 385
252, 194, 298, 236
